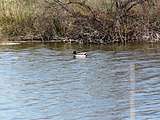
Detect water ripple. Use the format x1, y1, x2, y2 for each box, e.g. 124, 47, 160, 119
0, 43, 159, 120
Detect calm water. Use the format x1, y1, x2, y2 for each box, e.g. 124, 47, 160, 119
0, 43, 160, 120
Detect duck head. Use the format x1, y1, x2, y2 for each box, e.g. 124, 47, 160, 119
73, 51, 77, 55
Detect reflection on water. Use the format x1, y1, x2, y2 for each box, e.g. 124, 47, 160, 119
0, 43, 160, 120
130, 64, 135, 120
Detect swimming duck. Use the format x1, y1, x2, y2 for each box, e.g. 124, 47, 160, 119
73, 51, 87, 58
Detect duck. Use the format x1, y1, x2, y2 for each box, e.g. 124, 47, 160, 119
73, 51, 87, 58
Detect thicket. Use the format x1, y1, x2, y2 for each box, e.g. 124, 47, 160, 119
0, 0, 160, 43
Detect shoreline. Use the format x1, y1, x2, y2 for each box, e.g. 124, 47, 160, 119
1, 37, 160, 46
0, 1, 160, 45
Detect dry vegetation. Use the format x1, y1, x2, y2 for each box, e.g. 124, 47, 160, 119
0, 0, 160, 43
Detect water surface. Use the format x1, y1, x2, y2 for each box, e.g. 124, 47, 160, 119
0, 43, 160, 120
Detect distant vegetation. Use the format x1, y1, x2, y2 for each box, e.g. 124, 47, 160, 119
0, 0, 160, 44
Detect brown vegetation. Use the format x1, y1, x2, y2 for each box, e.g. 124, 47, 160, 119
0, 0, 160, 44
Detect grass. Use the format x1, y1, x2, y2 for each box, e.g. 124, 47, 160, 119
0, 0, 159, 43
0, 0, 68, 41
0, 0, 36, 36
